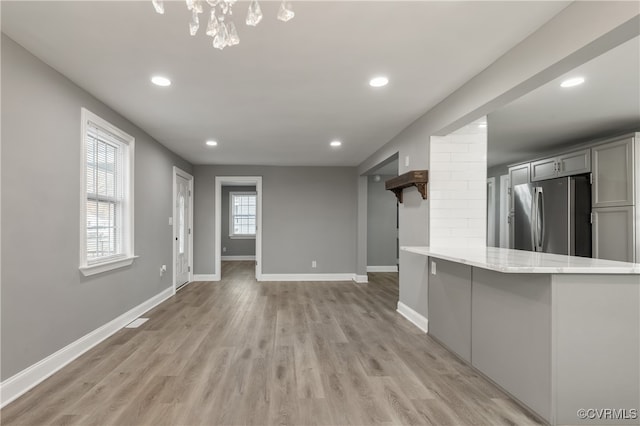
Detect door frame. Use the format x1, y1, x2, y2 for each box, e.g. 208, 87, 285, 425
173, 167, 194, 294
499, 174, 510, 248
215, 176, 263, 281
487, 177, 496, 246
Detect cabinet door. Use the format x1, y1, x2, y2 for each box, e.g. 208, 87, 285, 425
531, 157, 557, 182
592, 137, 634, 207
592, 206, 635, 262
508, 163, 530, 209
558, 149, 590, 177
508, 163, 530, 248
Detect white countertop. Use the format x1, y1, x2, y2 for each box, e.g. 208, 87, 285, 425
401, 246, 640, 274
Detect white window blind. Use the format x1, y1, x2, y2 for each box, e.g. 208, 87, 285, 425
80, 108, 135, 275
230, 192, 256, 237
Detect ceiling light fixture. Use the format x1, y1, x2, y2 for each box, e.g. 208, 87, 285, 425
369, 76, 389, 88
151, 75, 171, 86
151, 0, 295, 51
330, 140, 342, 148
560, 77, 585, 88
205, 140, 218, 147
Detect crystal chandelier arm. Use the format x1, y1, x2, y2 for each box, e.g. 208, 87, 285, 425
150, 0, 294, 50
152, 0, 164, 14
277, 1, 294, 22
246, 0, 263, 27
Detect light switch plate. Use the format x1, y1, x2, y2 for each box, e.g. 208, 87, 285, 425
168, 217, 173, 226
431, 261, 437, 275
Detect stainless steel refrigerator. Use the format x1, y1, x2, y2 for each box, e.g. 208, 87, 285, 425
512, 175, 591, 257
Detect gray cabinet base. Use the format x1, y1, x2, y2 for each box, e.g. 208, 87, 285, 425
427, 257, 640, 425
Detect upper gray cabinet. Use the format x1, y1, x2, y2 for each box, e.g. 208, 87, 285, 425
591, 136, 634, 208
557, 149, 591, 177
531, 149, 590, 182
530, 157, 556, 181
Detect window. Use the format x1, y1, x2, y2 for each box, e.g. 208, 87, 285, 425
229, 192, 256, 238
80, 108, 135, 275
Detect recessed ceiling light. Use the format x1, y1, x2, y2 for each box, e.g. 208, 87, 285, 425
151, 75, 171, 87
560, 77, 585, 88
330, 140, 342, 147
205, 140, 218, 147
369, 76, 389, 88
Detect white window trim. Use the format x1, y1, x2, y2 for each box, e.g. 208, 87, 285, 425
79, 108, 136, 276
229, 191, 257, 239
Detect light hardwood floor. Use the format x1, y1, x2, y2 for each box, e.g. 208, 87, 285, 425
1, 261, 542, 425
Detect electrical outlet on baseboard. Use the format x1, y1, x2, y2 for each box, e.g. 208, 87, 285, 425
223, 246, 227, 253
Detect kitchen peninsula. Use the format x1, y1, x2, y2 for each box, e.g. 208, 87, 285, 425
402, 246, 640, 426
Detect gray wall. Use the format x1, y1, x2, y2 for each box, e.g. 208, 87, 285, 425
367, 176, 397, 267
193, 165, 357, 275
221, 185, 256, 257
356, 3, 639, 320
1, 36, 193, 380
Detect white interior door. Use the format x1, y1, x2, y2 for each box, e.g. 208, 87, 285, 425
175, 174, 190, 287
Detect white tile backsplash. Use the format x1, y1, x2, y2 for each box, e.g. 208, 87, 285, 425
430, 152, 452, 163
430, 143, 470, 153
429, 123, 487, 248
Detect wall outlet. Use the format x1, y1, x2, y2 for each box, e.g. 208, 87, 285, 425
168, 217, 173, 226
431, 261, 436, 275
312, 260, 317, 268
160, 264, 167, 277
223, 246, 227, 253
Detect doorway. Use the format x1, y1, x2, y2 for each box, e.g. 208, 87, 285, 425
366, 155, 399, 273
215, 176, 263, 280
173, 167, 194, 292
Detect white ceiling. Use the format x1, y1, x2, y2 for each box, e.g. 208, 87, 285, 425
488, 35, 640, 168
2, 1, 569, 166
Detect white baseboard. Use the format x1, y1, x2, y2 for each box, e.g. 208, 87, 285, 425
0, 287, 173, 409
353, 274, 369, 283
192, 274, 220, 281
221, 255, 255, 261
260, 273, 355, 282
397, 301, 429, 333
367, 265, 398, 272
176, 279, 198, 292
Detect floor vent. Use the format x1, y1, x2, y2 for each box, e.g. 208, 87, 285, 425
125, 318, 149, 328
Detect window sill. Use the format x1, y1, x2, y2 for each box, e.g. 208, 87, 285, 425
229, 235, 256, 240
80, 255, 139, 276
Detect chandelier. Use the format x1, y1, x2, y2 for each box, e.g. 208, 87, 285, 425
151, 0, 295, 50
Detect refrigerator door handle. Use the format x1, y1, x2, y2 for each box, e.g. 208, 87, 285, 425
530, 187, 537, 251
536, 188, 544, 251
